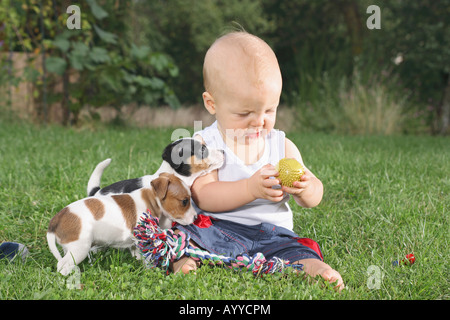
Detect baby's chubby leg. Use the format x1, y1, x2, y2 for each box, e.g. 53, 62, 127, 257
294, 258, 344, 291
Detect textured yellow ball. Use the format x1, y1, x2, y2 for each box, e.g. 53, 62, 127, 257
275, 158, 305, 187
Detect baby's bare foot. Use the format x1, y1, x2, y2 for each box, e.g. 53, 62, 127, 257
319, 267, 344, 291
171, 256, 198, 275
295, 258, 345, 291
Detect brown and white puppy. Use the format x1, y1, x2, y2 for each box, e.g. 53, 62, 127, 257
47, 173, 195, 276
87, 138, 225, 197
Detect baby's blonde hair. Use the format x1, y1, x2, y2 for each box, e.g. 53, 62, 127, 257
203, 31, 280, 97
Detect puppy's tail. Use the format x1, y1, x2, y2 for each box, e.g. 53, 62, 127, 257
46, 232, 62, 261
87, 158, 111, 196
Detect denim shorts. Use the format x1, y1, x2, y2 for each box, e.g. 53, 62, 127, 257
175, 215, 323, 263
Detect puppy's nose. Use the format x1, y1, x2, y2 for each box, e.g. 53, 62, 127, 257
219, 149, 225, 155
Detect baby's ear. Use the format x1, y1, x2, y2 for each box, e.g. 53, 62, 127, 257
193, 134, 204, 143
202, 92, 216, 115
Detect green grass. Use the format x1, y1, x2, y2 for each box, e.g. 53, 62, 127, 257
0, 120, 448, 300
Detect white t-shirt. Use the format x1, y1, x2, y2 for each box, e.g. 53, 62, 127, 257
193, 121, 293, 231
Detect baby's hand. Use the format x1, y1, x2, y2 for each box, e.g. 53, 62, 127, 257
247, 164, 284, 202
281, 169, 315, 198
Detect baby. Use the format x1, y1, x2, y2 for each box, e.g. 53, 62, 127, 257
173, 31, 344, 290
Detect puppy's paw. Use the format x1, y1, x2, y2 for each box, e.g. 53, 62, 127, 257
57, 262, 75, 276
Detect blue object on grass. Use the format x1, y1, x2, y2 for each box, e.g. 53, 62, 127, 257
0, 242, 29, 262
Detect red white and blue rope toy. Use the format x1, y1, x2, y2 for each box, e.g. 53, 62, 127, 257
133, 210, 304, 276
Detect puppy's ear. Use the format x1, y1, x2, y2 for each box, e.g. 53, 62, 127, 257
162, 139, 182, 169
162, 143, 173, 164
151, 175, 170, 200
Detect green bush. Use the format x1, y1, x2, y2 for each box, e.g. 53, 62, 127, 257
0, 0, 180, 125
291, 69, 411, 135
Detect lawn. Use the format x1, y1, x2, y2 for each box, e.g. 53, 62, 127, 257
0, 120, 448, 301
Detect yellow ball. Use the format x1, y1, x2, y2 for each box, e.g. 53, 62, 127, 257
275, 158, 305, 187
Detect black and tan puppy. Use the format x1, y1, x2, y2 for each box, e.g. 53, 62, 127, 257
87, 138, 224, 196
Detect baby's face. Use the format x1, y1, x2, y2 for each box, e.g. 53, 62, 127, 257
202, 32, 283, 146
210, 72, 282, 145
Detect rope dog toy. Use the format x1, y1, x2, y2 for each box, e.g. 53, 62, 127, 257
133, 210, 304, 276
